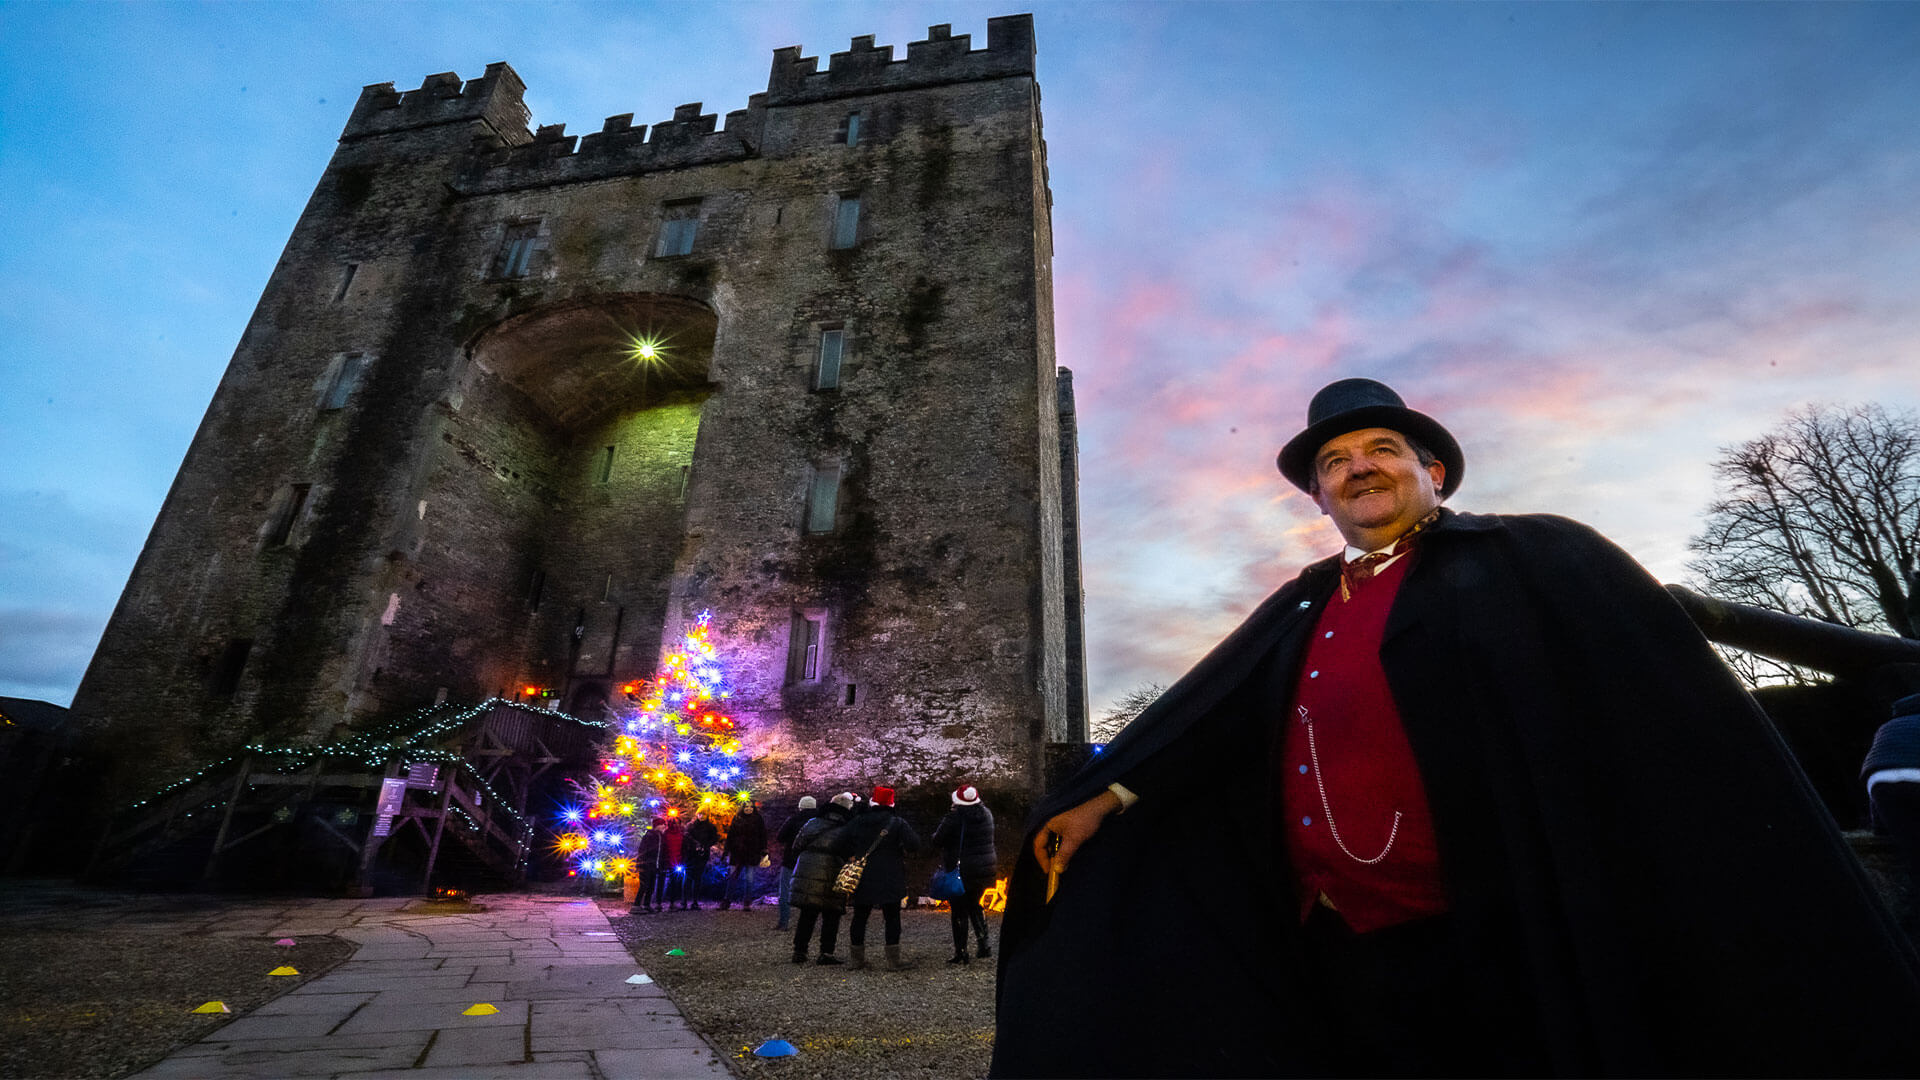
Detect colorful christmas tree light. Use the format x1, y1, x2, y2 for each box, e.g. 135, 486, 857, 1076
556, 610, 756, 881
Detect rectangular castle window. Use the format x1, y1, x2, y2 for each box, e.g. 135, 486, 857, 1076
599, 445, 615, 484
844, 112, 862, 147
831, 194, 861, 250
527, 569, 546, 611
332, 263, 358, 304
494, 220, 540, 279
657, 199, 701, 257
787, 612, 827, 684
265, 483, 311, 548
319, 353, 368, 411
814, 327, 844, 391
208, 638, 253, 698
805, 464, 841, 534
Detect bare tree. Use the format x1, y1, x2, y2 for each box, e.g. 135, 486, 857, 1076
1091, 682, 1168, 743
1688, 404, 1920, 651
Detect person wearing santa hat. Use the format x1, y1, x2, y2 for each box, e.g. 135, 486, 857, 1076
831, 784, 923, 970
932, 782, 998, 964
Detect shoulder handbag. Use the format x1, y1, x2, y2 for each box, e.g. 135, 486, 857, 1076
833, 816, 893, 896
928, 816, 968, 901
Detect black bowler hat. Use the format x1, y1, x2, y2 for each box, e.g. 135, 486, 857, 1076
1277, 378, 1464, 496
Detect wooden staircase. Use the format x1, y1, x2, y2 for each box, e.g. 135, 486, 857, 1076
88, 699, 603, 895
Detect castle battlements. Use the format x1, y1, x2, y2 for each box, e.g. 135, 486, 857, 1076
353, 17, 1035, 189
454, 97, 764, 195
344, 61, 533, 144
765, 16, 1035, 106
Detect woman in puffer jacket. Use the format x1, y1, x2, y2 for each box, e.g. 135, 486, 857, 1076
830, 784, 923, 970
789, 793, 856, 964
931, 782, 998, 963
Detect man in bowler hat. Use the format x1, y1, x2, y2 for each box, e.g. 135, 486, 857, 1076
991, 378, 1920, 1078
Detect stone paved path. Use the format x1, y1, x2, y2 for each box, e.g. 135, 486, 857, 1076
122, 892, 730, 1079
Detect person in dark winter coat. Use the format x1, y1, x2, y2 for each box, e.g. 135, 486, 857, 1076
774, 795, 821, 931
831, 785, 923, 970
790, 793, 856, 964
932, 783, 997, 964
720, 800, 769, 910
993, 378, 1920, 1079
650, 816, 685, 910
631, 817, 665, 913
1865, 693, 1920, 883
682, 809, 720, 910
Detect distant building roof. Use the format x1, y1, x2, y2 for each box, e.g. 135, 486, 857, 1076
0, 697, 70, 734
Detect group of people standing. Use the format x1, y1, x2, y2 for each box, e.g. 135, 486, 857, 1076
629, 799, 771, 912
625, 782, 1001, 973
782, 783, 998, 970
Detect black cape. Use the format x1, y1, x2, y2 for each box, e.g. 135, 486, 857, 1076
993, 510, 1920, 1078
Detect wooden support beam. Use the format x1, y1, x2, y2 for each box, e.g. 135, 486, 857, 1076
202, 754, 252, 880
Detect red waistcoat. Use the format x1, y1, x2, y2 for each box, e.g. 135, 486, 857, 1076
1279, 552, 1448, 931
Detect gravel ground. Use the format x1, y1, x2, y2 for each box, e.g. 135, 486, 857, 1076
602, 899, 998, 1080
0, 922, 354, 1080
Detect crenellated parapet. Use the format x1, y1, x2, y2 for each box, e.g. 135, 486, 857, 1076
765, 16, 1035, 106
344, 61, 532, 144
455, 99, 765, 195
377, 16, 1035, 191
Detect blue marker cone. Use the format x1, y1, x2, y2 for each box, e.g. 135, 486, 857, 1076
753, 1038, 799, 1058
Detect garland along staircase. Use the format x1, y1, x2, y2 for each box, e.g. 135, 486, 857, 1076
88, 699, 604, 894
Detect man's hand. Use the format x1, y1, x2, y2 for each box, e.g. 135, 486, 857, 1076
1032, 789, 1123, 876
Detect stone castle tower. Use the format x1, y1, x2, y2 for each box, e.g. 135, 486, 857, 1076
72, 15, 1085, 821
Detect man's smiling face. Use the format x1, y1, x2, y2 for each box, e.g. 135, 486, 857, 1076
1310, 427, 1447, 551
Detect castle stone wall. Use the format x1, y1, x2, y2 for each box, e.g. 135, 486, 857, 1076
71, 15, 1081, 838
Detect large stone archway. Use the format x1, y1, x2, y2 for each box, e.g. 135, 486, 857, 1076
417, 293, 721, 710
467, 293, 717, 428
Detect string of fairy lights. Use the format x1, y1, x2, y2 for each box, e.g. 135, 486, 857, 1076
125, 698, 606, 837
116, 616, 759, 887
557, 610, 758, 880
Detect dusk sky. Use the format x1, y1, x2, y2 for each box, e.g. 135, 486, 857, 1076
3, 2, 1917, 715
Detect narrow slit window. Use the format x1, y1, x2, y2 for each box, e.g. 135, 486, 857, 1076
332, 263, 358, 304
831, 194, 861, 250
528, 569, 546, 611
786, 613, 826, 684
844, 112, 862, 147
494, 221, 540, 279
657, 199, 701, 257
814, 328, 844, 390
266, 484, 311, 548
208, 638, 253, 698
599, 445, 615, 484
805, 464, 841, 534
845, 684, 857, 706
320, 353, 368, 411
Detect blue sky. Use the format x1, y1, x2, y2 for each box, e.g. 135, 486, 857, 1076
3, 1, 1917, 713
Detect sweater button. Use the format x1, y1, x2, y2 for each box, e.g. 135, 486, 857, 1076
1297, 764, 1308, 774
1324, 631, 1333, 639
1301, 816, 1312, 827
1298, 601, 1311, 609
1309, 671, 1319, 679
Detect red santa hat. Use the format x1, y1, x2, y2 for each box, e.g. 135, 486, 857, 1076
870, 785, 896, 807
952, 784, 981, 806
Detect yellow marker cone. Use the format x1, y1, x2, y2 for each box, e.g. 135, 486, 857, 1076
462, 1003, 499, 1016
269, 966, 300, 976
193, 1001, 230, 1014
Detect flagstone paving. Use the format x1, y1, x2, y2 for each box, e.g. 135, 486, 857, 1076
117, 892, 731, 1079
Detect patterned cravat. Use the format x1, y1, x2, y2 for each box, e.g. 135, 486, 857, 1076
1337, 508, 1442, 602
1346, 551, 1394, 584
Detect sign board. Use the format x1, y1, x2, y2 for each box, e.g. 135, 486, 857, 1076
372, 776, 406, 837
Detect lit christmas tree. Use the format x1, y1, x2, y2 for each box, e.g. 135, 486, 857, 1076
556, 610, 755, 882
